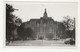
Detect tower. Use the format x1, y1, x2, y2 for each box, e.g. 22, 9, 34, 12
43, 8, 48, 18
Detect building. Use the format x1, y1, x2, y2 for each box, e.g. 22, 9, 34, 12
24, 9, 65, 40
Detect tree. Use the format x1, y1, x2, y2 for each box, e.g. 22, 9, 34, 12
62, 16, 75, 39
17, 22, 35, 40
6, 4, 15, 42
26, 27, 35, 38
63, 16, 75, 30
17, 23, 26, 40
6, 4, 22, 43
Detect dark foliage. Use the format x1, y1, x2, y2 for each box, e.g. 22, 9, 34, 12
62, 16, 75, 39
17, 23, 35, 40
6, 4, 15, 41
6, 4, 22, 42
17, 23, 26, 40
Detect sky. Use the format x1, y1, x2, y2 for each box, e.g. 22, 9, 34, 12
6, 2, 77, 22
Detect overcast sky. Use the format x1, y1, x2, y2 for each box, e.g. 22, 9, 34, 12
6, 2, 77, 22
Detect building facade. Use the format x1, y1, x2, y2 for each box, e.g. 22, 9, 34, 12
24, 9, 65, 40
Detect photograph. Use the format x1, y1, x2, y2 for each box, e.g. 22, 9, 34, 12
5, 1, 77, 46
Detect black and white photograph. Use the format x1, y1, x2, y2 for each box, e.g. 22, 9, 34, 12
6, 2, 77, 46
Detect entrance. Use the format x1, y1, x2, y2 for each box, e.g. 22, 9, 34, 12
38, 35, 44, 40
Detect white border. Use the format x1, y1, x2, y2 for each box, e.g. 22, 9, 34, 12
0, 0, 80, 52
